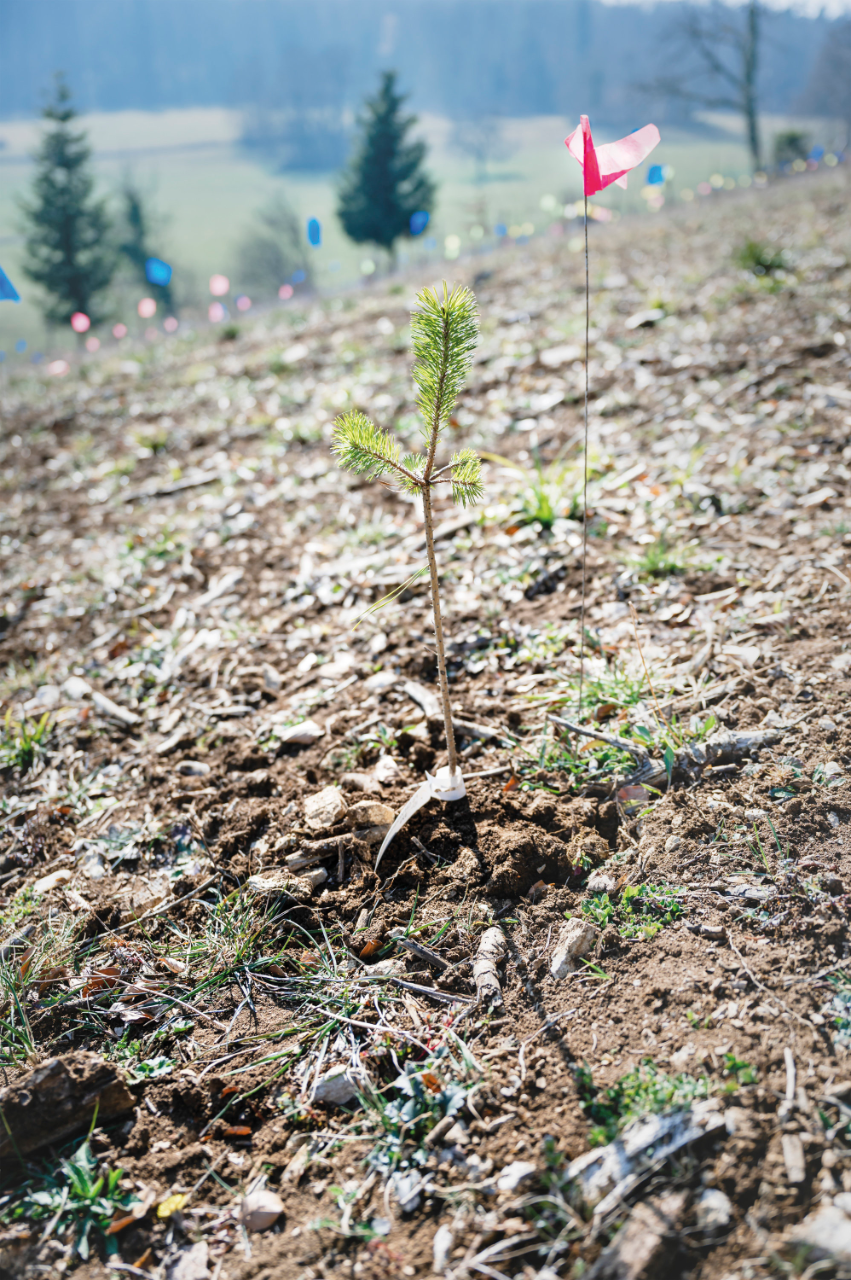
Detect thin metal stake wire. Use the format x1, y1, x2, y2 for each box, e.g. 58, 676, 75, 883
578, 192, 589, 721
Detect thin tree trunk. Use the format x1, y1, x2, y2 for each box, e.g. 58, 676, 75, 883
421, 481, 459, 778
744, 0, 761, 172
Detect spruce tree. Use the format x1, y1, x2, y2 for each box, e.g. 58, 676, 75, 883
337, 71, 436, 266
118, 181, 174, 313
20, 78, 114, 327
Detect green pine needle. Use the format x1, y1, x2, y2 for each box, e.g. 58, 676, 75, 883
332, 283, 482, 512
449, 449, 484, 508
331, 411, 404, 480
411, 283, 479, 450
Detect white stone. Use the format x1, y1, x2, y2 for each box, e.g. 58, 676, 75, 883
34, 868, 72, 894
78, 847, 106, 880
664, 834, 682, 852
790, 1203, 851, 1261
176, 760, 211, 776
550, 918, 600, 979
347, 800, 395, 828
240, 1189, 283, 1231
496, 1160, 537, 1191
825, 761, 843, 778
276, 719, 325, 745
262, 663, 282, 692
62, 676, 92, 701
373, 755, 401, 783
304, 786, 347, 831
166, 1242, 209, 1280
432, 1224, 455, 1271
311, 1064, 364, 1105
695, 1187, 733, 1235
587, 872, 617, 894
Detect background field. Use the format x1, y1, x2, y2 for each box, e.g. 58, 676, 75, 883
0, 105, 840, 358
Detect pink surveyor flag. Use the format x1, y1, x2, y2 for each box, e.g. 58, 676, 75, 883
565, 115, 660, 196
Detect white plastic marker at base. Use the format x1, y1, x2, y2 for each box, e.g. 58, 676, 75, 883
374, 765, 466, 874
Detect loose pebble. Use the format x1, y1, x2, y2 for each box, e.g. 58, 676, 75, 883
240, 1189, 284, 1231
550, 918, 600, 979
304, 785, 347, 831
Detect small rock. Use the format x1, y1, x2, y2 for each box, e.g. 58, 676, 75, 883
353, 824, 391, 846
365, 669, 396, 691
744, 808, 766, 821
819, 716, 838, 731
62, 676, 92, 701
304, 786, 347, 832
829, 811, 841, 828
262, 663, 282, 692
347, 800, 395, 828
496, 1160, 537, 1191
311, 1064, 364, 1105
281, 1142, 313, 1184
591, 1190, 688, 1279
34, 868, 72, 894
825, 761, 844, 778
392, 1169, 423, 1213
442, 1121, 469, 1146
78, 846, 106, 880
670, 1042, 696, 1070
789, 1202, 851, 1262
373, 754, 401, 784
166, 1242, 209, 1280
433, 1224, 454, 1271
276, 719, 325, 745
176, 760, 211, 777
664, 834, 682, 853
587, 871, 617, 894
240, 1189, 284, 1232
550, 917, 600, 979
825, 874, 846, 896
694, 1187, 732, 1236
340, 771, 382, 794
23, 684, 61, 713
782, 1132, 806, 1183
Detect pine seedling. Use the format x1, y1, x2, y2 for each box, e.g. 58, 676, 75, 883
332, 282, 482, 781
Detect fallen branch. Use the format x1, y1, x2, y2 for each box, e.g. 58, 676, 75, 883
473, 927, 507, 1008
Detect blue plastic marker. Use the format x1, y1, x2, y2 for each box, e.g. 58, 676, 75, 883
145, 257, 173, 287
647, 164, 664, 185
307, 218, 321, 247
409, 211, 429, 236
0, 264, 21, 302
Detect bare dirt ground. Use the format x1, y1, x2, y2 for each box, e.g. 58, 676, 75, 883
2, 168, 851, 1280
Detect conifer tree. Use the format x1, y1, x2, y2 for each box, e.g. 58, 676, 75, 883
118, 181, 174, 312
337, 71, 436, 266
20, 77, 114, 326
333, 284, 481, 778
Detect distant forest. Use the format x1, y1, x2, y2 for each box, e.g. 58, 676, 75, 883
0, 0, 833, 129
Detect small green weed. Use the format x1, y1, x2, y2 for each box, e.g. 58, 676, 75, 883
0, 1140, 140, 1260
632, 534, 692, 579
579, 883, 683, 941
575, 1059, 713, 1147
0, 708, 50, 773
736, 240, 789, 277
723, 1053, 757, 1087
581, 894, 615, 930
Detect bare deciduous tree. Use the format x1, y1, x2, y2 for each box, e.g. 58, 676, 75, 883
645, 0, 763, 172
798, 19, 851, 150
